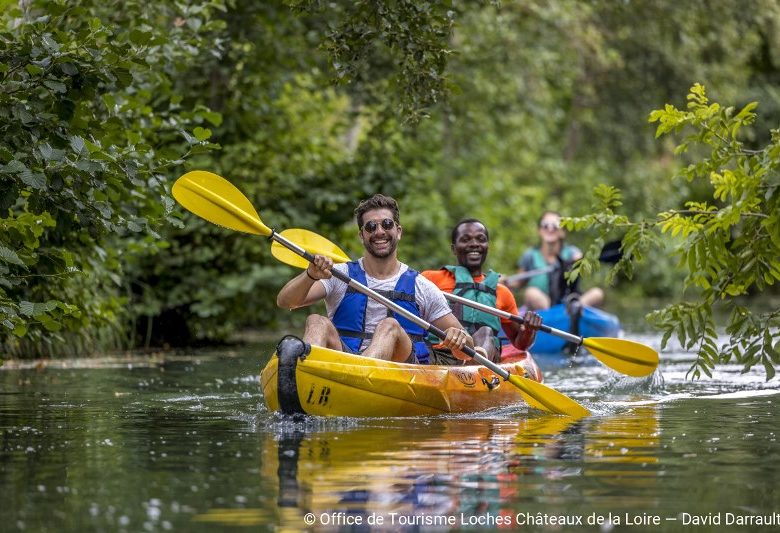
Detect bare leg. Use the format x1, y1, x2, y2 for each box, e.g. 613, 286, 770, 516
302, 314, 342, 350
580, 287, 604, 308
361, 317, 414, 363
464, 326, 499, 365
524, 287, 551, 311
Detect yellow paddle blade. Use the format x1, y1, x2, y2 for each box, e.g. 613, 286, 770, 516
172, 171, 271, 236
273, 229, 351, 268
583, 337, 659, 377
506, 374, 590, 418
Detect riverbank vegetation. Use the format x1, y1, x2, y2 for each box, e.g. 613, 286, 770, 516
1, 0, 778, 375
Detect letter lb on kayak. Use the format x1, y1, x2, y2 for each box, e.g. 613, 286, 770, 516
172, 170, 591, 417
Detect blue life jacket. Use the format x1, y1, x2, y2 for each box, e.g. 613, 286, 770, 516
332, 261, 430, 363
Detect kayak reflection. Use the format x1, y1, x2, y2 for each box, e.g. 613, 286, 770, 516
255, 409, 660, 529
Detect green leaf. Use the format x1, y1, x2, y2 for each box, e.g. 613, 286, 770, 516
43, 79, 67, 93
25, 64, 44, 75
58, 62, 78, 76
193, 127, 212, 141
12, 323, 27, 337
40, 317, 62, 332
19, 170, 47, 189
2, 160, 27, 173
39, 143, 66, 161
70, 135, 86, 154
129, 29, 153, 45
0, 245, 25, 267
19, 301, 34, 317
202, 110, 223, 127
763, 358, 776, 381
41, 33, 61, 52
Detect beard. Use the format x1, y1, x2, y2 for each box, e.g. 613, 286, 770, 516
364, 235, 399, 258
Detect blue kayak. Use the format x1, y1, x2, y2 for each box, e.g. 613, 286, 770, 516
501, 303, 622, 356
535, 303, 621, 353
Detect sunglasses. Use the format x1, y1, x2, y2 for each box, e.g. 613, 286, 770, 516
539, 222, 561, 231
361, 218, 396, 233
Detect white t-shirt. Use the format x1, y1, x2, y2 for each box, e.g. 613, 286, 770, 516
320, 258, 452, 351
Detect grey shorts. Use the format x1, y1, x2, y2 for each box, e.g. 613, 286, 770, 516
428, 348, 466, 366
429, 346, 501, 366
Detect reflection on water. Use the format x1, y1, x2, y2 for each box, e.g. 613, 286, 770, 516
187, 411, 662, 530
1, 341, 780, 531
236, 409, 661, 530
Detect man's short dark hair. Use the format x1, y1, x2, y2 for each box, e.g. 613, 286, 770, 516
354, 194, 400, 228
451, 218, 489, 245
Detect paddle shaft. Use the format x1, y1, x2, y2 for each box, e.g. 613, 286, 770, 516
178, 178, 500, 371
272, 231, 512, 380
442, 291, 583, 345
502, 239, 624, 284
503, 266, 554, 285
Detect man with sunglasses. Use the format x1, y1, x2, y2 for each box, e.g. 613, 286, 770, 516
511, 211, 604, 311
277, 194, 478, 364
422, 219, 542, 364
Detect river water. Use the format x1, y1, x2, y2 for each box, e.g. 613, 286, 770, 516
2, 333, 779, 532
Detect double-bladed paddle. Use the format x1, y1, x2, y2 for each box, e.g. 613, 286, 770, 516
172, 170, 590, 418
272, 228, 659, 378
442, 292, 657, 377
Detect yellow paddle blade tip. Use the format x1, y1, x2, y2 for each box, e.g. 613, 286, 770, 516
172, 171, 271, 236
506, 375, 590, 418
583, 337, 659, 377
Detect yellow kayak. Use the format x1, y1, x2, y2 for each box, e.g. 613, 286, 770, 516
261, 336, 543, 417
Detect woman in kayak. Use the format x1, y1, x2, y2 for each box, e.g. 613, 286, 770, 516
511, 211, 604, 311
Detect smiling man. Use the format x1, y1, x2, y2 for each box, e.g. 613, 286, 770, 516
422, 219, 541, 364
276, 194, 477, 365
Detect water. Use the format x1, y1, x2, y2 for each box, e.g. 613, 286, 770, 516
2, 336, 780, 532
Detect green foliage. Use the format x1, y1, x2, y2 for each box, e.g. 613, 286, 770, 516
288, 0, 456, 122
122, 4, 379, 344
582, 85, 780, 378
722, 306, 780, 381
120, 3, 435, 344
2, 0, 779, 362
0, 0, 223, 354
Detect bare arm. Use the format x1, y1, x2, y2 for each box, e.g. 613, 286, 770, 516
501, 311, 541, 351
501, 321, 525, 347
276, 255, 331, 309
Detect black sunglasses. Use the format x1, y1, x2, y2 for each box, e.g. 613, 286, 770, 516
361, 218, 396, 233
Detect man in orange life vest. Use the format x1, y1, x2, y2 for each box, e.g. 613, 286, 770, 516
421, 219, 541, 364
276, 194, 480, 365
